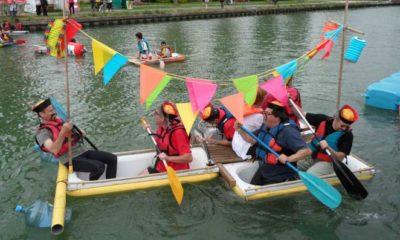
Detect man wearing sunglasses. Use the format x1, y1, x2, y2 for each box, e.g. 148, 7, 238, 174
296, 104, 359, 176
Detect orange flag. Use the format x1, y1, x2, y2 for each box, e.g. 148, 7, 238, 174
140, 65, 169, 105
219, 93, 244, 124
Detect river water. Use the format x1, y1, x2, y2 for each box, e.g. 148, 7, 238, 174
1, 6, 399, 240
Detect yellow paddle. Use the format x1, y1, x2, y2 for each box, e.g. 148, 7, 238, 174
140, 117, 184, 205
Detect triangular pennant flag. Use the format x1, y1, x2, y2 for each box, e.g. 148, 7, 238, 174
260, 76, 288, 106
145, 75, 172, 110
140, 65, 168, 105
233, 75, 258, 106
176, 102, 198, 135
92, 39, 117, 75
65, 19, 81, 43
321, 39, 334, 60
275, 60, 298, 81
324, 25, 343, 42
220, 93, 244, 124
103, 53, 128, 86
186, 78, 218, 112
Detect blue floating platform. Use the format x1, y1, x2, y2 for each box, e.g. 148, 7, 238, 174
364, 72, 400, 111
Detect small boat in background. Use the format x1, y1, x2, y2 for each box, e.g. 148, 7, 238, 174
128, 53, 186, 66
0, 39, 26, 48
7, 30, 30, 36
364, 72, 400, 111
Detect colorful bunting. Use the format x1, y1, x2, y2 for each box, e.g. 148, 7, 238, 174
275, 60, 298, 83
91, 39, 127, 85
145, 75, 172, 110
233, 75, 258, 106
220, 93, 244, 124
176, 102, 198, 135
103, 53, 128, 86
186, 78, 218, 113
260, 76, 288, 106
140, 65, 168, 105
321, 26, 344, 60
65, 19, 81, 43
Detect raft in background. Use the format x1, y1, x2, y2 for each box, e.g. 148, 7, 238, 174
220, 154, 375, 201
128, 53, 186, 66
66, 146, 219, 197
0, 39, 26, 48
364, 72, 400, 111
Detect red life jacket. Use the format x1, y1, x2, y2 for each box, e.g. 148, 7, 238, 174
36, 119, 80, 158
155, 121, 190, 172
309, 121, 345, 162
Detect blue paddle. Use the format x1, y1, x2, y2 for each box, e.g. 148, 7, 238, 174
50, 97, 98, 151
239, 126, 342, 209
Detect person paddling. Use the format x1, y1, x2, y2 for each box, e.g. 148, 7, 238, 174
236, 101, 311, 185
32, 98, 117, 180
295, 104, 358, 176
141, 101, 193, 174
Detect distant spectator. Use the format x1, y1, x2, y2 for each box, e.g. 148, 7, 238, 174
15, 0, 26, 15
220, 0, 224, 9
35, 0, 41, 16
9, 0, 17, 17
68, 0, 74, 15
90, 0, 95, 12
40, 0, 47, 16
272, 0, 278, 4
106, 0, 112, 12
203, 0, 209, 9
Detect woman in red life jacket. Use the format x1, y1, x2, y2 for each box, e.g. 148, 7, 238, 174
32, 98, 117, 180
142, 101, 193, 174
296, 104, 359, 176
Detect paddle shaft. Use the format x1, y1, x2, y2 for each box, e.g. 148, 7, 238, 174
73, 125, 98, 151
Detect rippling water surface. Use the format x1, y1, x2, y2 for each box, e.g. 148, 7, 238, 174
1, 6, 400, 239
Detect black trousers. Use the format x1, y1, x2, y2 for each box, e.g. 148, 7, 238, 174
65, 150, 118, 180
250, 167, 297, 186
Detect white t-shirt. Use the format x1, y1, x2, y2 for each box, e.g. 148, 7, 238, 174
232, 113, 263, 160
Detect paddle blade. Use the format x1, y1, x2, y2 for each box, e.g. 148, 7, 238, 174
166, 165, 184, 205
332, 158, 368, 200
50, 97, 68, 122
299, 171, 342, 209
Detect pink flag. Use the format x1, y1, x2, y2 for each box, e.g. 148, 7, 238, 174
186, 78, 218, 112
260, 76, 288, 106
321, 39, 334, 60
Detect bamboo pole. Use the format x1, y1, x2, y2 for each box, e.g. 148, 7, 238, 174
336, 0, 350, 109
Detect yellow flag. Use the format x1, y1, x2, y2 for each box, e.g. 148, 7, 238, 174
176, 102, 198, 135
92, 39, 117, 75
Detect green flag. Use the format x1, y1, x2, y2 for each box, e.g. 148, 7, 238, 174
233, 75, 258, 106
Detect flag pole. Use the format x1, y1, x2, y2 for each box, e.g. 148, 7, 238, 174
336, 0, 349, 109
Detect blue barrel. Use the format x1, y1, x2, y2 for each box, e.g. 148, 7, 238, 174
344, 36, 367, 63
15, 200, 72, 228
